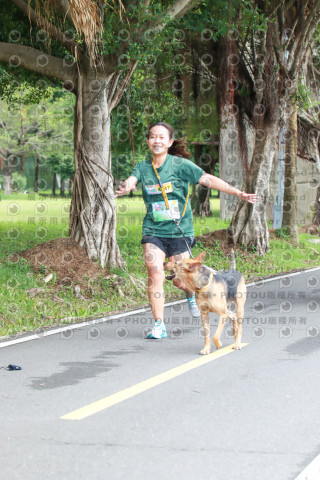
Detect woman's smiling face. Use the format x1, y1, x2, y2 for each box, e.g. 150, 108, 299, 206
147, 125, 174, 156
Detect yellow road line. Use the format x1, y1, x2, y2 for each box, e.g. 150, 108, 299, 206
61, 343, 248, 420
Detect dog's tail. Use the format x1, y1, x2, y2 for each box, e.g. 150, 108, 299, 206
230, 248, 236, 271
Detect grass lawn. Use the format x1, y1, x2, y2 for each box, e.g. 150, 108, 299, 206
1, 194, 320, 337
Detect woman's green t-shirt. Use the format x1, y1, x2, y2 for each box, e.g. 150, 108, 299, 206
131, 154, 205, 238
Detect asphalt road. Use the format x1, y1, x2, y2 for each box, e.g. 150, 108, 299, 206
1, 268, 320, 480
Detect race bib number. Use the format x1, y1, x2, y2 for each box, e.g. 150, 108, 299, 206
152, 200, 180, 222
145, 182, 173, 195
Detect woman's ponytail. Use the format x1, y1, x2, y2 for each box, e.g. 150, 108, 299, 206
168, 139, 191, 159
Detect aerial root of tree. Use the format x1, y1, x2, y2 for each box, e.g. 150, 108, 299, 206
69, 145, 123, 269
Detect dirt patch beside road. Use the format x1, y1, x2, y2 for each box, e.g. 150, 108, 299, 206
19, 238, 105, 288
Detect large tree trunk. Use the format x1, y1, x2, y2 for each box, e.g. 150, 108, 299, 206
4, 174, 12, 195
60, 178, 65, 196
69, 68, 123, 268
191, 144, 213, 216
228, 121, 278, 253
52, 173, 56, 196
19, 154, 25, 174
313, 186, 320, 226
34, 155, 39, 193
221, 25, 281, 254
192, 183, 212, 217
219, 111, 246, 221
282, 99, 299, 243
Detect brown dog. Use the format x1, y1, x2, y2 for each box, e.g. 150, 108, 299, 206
164, 250, 247, 354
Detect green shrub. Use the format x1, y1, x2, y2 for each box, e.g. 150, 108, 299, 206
11, 172, 27, 193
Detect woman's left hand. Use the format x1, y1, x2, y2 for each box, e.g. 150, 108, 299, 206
238, 191, 259, 203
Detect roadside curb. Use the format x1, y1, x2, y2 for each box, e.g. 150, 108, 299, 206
1, 266, 320, 349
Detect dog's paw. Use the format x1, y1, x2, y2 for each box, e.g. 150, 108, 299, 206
232, 344, 241, 350
200, 346, 211, 355
213, 337, 222, 349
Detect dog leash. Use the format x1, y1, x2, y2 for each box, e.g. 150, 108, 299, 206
152, 159, 194, 259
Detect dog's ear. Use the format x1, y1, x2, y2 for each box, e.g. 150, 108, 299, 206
184, 261, 201, 272
195, 251, 206, 263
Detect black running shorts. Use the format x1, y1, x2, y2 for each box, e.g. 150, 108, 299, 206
141, 235, 196, 258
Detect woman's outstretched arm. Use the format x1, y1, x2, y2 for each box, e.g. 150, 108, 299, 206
198, 173, 258, 204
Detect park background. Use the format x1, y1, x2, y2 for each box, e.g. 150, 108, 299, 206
1, 0, 320, 336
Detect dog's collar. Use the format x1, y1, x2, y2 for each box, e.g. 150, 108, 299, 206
196, 271, 214, 293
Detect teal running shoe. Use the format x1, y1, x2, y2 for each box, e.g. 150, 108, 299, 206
146, 320, 167, 339
186, 293, 201, 317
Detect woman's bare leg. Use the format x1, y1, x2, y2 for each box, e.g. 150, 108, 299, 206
143, 243, 166, 322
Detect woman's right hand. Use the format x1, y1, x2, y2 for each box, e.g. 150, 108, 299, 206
114, 176, 137, 198
115, 181, 129, 198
